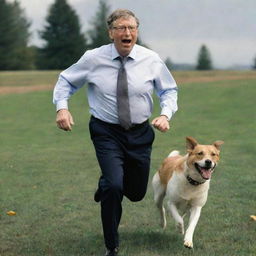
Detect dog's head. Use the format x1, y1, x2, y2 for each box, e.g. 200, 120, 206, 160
186, 136, 224, 181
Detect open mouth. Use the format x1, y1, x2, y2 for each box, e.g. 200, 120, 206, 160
122, 39, 132, 44
194, 163, 215, 180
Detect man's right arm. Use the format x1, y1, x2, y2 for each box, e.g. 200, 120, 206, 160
53, 75, 77, 132
53, 51, 91, 131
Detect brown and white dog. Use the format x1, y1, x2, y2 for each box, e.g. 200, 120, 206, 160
152, 137, 224, 249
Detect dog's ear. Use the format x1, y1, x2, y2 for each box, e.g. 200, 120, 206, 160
213, 140, 224, 150
186, 136, 198, 152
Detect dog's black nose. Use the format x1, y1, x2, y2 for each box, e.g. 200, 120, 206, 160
205, 159, 212, 167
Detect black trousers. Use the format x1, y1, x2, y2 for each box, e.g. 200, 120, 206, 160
89, 116, 155, 250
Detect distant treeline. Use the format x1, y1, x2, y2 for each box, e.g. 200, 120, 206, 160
1, 0, 255, 70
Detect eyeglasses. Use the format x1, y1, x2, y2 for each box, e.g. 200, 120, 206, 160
112, 26, 138, 33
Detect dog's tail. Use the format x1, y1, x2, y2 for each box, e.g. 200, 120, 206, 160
168, 150, 180, 158
152, 172, 167, 229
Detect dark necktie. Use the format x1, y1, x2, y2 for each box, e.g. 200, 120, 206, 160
116, 57, 132, 130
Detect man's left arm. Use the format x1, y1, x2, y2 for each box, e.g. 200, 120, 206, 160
151, 115, 170, 132
151, 59, 178, 132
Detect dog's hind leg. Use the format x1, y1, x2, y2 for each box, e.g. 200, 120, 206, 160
152, 172, 167, 229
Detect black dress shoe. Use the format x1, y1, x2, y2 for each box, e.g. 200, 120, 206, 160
105, 247, 118, 256
94, 188, 101, 202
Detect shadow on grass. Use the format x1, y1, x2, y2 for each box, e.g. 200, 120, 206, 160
120, 229, 183, 255
87, 229, 190, 256
82, 229, 184, 255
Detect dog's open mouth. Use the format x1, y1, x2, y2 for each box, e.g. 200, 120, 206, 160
194, 163, 214, 180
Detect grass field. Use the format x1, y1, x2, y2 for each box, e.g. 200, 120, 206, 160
0, 71, 256, 256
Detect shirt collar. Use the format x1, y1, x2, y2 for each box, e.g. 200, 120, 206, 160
111, 43, 137, 61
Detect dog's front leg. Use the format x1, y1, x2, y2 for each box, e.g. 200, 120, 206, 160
184, 206, 202, 249
167, 202, 184, 234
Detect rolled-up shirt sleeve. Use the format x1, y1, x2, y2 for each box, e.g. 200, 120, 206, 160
153, 58, 178, 120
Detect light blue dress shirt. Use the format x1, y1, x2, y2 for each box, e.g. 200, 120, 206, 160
53, 43, 178, 124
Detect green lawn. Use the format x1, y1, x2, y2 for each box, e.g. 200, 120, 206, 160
0, 71, 255, 256
0, 71, 59, 87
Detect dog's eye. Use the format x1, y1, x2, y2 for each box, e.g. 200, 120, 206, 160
197, 152, 204, 156
211, 152, 216, 156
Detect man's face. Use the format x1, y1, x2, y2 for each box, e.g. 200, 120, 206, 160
108, 16, 138, 57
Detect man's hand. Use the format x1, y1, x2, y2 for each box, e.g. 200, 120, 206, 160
151, 115, 170, 132
56, 109, 74, 131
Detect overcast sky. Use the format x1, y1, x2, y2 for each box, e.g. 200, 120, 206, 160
15, 0, 256, 69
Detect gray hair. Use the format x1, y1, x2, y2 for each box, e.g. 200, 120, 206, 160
107, 9, 140, 29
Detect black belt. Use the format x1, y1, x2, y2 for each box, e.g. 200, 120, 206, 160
91, 116, 149, 131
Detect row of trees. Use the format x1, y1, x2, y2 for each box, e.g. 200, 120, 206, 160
165, 45, 213, 71
1, 0, 255, 70
1, 0, 109, 70
0, 0, 31, 69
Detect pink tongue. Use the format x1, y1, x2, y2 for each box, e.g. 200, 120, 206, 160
201, 169, 212, 179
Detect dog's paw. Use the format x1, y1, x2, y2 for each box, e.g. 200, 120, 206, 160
184, 240, 193, 249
